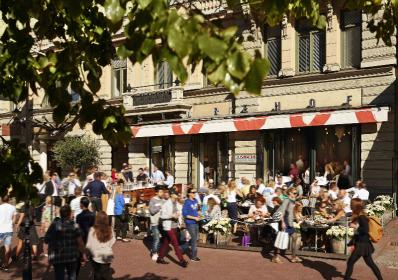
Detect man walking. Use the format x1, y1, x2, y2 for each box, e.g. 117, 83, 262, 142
181, 188, 201, 262
148, 185, 164, 261
83, 172, 109, 211
45, 205, 87, 280
76, 197, 95, 244
70, 187, 84, 220
0, 195, 17, 271
44, 172, 62, 207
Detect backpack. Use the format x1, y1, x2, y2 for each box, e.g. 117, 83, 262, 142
368, 216, 383, 243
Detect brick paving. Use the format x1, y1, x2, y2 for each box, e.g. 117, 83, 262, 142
1, 219, 398, 280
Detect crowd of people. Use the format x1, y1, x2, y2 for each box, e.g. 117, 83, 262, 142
0, 161, 383, 280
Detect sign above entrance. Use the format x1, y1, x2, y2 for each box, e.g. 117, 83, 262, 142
131, 106, 389, 138
235, 154, 257, 164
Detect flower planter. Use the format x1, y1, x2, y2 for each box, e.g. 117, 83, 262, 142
215, 232, 231, 246
331, 238, 346, 254
199, 232, 208, 244
381, 210, 394, 227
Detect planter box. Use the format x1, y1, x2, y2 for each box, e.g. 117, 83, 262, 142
331, 239, 346, 254
215, 232, 231, 246
199, 232, 208, 244
381, 210, 395, 227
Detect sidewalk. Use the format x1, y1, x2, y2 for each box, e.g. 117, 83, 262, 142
374, 217, 398, 269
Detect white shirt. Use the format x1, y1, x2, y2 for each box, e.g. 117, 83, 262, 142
63, 179, 81, 196
203, 194, 221, 205
0, 203, 16, 233
248, 205, 268, 217
354, 188, 369, 201
165, 175, 174, 188
328, 189, 338, 200
256, 184, 266, 195
151, 170, 165, 183
70, 196, 83, 220
342, 195, 352, 214
226, 189, 237, 203
310, 185, 321, 196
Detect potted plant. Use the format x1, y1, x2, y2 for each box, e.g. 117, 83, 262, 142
373, 195, 395, 225
202, 218, 232, 245
365, 203, 386, 219
326, 225, 354, 254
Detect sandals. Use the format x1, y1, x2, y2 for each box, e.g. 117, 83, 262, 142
290, 257, 303, 263
271, 257, 284, 264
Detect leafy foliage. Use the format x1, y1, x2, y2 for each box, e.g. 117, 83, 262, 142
0, 0, 396, 199
52, 136, 101, 175
0, 138, 42, 201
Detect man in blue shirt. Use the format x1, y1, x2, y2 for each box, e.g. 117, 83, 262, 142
181, 188, 201, 262
83, 172, 109, 211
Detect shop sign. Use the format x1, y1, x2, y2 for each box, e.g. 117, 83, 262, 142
235, 154, 256, 164
152, 145, 162, 153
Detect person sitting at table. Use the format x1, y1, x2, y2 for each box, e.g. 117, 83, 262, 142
327, 200, 346, 225
240, 178, 252, 197
274, 175, 283, 189
136, 168, 149, 183
310, 179, 321, 198
206, 198, 221, 220
164, 170, 174, 189
245, 185, 259, 203
274, 187, 284, 201
132, 192, 149, 233
315, 201, 330, 218
324, 163, 335, 182
319, 188, 330, 204
255, 178, 266, 195
271, 197, 283, 214
293, 178, 304, 200
328, 181, 339, 200
248, 197, 269, 219
337, 189, 352, 217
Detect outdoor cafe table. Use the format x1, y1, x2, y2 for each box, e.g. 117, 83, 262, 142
300, 222, 330, 252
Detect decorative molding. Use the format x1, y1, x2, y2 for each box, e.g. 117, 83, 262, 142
278, 68, 295, 78
281, 14, 288, 39
323, 63, 341, 73
326, 3, 333, 32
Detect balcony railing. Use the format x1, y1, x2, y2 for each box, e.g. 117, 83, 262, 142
122, 86, 184, 108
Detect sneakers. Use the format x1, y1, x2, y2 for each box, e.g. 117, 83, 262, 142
190, 257, 200, 262
156, 258, 169, 265
151, 253, 159, 261
179, 260, 188, 268
0, 265, 9, 272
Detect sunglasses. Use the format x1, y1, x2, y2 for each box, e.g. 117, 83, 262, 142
189, 191, 197, 194
292, 192, 298, 195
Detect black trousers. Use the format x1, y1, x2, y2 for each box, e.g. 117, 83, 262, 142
114, 215, 128, 239
91, 261, 112, 280
90, 197, 102, 212
344, 249, 383, 280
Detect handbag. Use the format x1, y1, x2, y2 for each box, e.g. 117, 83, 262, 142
274, 230, 289, 250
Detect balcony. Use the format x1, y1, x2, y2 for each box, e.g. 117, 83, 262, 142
170, 0, 227, 16
122, 86, 191, 117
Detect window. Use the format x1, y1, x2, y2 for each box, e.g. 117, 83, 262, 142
341, 10, 361, 68
264, 26, 281, 76
156, 61, 173, 89
111, 59, 127, 97
296, 20, 326, 73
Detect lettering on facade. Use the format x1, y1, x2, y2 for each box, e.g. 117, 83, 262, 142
235, 154, 257, 164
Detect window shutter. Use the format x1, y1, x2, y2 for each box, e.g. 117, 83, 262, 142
299, 34, 310, 73
157, 62, 165, 88
342, 10, 361, 68
266, 26, 281, 76
312, 31, 325, 72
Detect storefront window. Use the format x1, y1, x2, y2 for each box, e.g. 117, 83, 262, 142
203, 133, 229, 184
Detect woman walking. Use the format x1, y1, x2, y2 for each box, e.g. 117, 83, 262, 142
344, 198, 383, 280
225, 180, 242, 234
114, 186, 129, 242
86, 211, 116, 280
272, 187, 301, 264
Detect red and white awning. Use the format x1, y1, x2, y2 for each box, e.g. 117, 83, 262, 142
131, 107, 389, 138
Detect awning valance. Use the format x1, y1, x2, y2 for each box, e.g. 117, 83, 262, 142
131, 107, 389, 138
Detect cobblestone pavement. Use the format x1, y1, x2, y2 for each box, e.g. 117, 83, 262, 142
1, 218, 398, 280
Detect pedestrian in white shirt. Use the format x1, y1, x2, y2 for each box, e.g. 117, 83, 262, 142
151, 166, 165, 184
0, 195, 17, 271
70, 187, 84, 220
351, 181, 369, 201
62, 172, 81, 203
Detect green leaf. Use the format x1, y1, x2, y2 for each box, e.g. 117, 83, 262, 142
207, 63, 227, 84
226, 51, 251, 80
222, 26, 238, 40
104, 0, 126, 24
198, 35, 228, 63
103, 115, 117, 129
244, 58, 269, 95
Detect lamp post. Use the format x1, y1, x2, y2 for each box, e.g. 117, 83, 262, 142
22, 201, 32, 280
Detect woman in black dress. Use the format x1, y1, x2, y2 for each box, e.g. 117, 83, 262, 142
344, 198, 383, 280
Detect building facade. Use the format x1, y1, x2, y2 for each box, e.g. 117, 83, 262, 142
0, 1, 396, 196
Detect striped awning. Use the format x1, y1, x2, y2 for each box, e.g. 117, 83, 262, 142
131, 106, 389, 138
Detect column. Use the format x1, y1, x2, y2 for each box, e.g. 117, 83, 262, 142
323, 4, 341, 73
279, 15, 295, 77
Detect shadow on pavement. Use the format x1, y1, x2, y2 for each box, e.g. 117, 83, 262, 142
114, 273, 178, 280
301, 258, 344, 280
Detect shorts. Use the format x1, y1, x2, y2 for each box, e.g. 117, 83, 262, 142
17, 226, 39, 245
0, 232, 13, 246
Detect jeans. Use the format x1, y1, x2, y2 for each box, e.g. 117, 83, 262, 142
151, 225, 161, 254
159, 229, 185, 262
181, 223, 199, 259
91, 261, 112, 280
53, 262, 77, 280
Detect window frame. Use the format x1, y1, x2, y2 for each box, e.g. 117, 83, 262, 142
111, 59, 128, 98
155, 61, 173, 90
340, 10, 362, 69
264, 25, 282, 77
295, 20, 326, 74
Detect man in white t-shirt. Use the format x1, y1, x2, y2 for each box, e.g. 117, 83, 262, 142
255, 178, 266, 195
0, 195, 17, 271
70, 187, 84, 220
